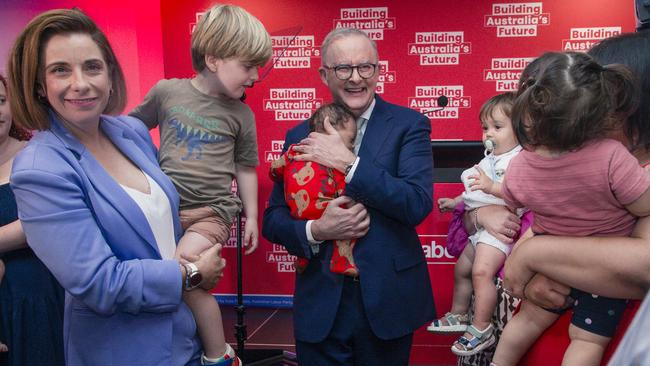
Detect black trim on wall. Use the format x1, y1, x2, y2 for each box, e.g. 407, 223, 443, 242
431, 141, 485, 183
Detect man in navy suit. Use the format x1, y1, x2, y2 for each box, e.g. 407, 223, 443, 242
262, 28, 435, 365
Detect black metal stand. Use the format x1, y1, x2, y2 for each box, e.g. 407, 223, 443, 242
233, 214, 293, 365
234, 215, 247, 354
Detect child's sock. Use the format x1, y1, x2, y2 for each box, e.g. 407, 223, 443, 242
201, 343, 238, 365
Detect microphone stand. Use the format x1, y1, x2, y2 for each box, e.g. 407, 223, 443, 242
233, 213, 289, 365
235, 213, 246, 355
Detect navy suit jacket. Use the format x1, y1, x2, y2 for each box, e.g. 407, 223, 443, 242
11, 113, 201, 366
263, 96, 435, 342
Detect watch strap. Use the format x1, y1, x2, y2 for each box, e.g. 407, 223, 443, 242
344, 161, 354, 176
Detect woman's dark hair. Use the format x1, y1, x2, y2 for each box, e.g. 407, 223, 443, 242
513, 51, 638, 151
588, 30, 650, 152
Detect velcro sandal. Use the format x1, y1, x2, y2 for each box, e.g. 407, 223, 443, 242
426, 312, 469, 333
451, 324, 496, 356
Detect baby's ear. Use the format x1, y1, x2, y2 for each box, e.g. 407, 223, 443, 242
323, 116, 337, 134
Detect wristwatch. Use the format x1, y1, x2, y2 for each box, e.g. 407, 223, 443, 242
183, 263, 202, 291
344, 160, 355, 176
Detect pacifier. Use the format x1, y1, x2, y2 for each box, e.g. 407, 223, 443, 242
484, 139, 495, 155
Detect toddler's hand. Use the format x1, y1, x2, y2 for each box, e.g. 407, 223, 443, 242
468, 165, 495, 195
243, 218, 259, 255
437, 197, 457, 212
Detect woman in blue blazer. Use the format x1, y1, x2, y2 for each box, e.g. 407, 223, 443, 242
7, 9, 224, 366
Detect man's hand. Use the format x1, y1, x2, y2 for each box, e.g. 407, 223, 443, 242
292, 117, 356, 173
311, 196, 369, 241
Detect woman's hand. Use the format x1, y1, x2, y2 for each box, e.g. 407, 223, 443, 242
523, 274, 572, 309
468, 205, 520, 243
504, 238, 571, 308
182, 244, 227, 290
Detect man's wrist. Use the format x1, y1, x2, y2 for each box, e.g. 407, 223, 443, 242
339, 151, 357, 173
344, 156, 360, 182
308, 219, 324, 242
344, 161, 355, 176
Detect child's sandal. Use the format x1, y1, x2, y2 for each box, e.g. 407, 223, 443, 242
451, 324, 496, 356
426, 312, 469, 333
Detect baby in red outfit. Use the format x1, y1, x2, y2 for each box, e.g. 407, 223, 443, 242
269, 103, 358, 276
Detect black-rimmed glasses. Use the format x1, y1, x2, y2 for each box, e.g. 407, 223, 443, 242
323, 63, 378, 80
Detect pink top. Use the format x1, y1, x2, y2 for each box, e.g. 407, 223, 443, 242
502, 139, 650, 236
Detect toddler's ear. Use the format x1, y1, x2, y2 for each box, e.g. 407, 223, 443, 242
205, 55, 221, 73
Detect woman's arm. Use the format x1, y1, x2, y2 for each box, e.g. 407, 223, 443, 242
505, 215, 650, 300
0, 220, 28, 253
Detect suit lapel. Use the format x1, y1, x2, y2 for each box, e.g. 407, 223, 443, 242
358, 97, 394, 160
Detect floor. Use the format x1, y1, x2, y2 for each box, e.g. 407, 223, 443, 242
221, 306, 454, 366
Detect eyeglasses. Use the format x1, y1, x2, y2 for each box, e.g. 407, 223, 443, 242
323, 63, 378, 80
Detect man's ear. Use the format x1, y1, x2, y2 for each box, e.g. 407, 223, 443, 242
205, 55, 221, 73
319, 67, 328, 85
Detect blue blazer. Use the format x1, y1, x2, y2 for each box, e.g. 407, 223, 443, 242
263, 96, 436, 342
11, 113, 201, 366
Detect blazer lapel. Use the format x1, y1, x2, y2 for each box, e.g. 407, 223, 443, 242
358, 96, 394, 160
102, 116, 183, 242
50, 114, 162, 257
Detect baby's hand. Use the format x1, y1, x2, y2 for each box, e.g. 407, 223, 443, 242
468, 165, 495, 195
437, 197, 457, 212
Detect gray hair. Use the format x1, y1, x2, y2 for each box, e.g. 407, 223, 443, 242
321, 28, 378, 65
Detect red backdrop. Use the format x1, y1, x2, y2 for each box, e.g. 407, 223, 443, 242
156, 2, 635, 363
156, 0, 635, 306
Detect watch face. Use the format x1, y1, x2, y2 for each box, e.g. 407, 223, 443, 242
189, 272, 202, 287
